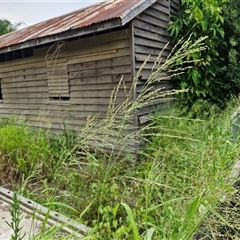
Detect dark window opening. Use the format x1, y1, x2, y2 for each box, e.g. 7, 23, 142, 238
0, 47, 33, 63
50, 97, 70, 101
14, 49, 22, 59
6, 52, 13, 61
0, 54, 5, 62
22, 48, 33, 57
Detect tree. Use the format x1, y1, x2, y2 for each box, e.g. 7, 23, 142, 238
221, 0, 240, 97
0, 19, 23, 36
168, 0, 228, 108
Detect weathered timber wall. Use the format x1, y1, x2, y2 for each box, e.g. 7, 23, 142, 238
133, 0, 179, 124
0, 29, 134, 152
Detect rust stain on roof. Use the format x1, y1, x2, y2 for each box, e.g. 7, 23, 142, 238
0, 0, 143, 50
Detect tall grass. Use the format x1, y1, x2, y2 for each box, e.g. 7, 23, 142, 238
0, 35, 240, 239
0, 120, 50, 181
140, 102, 240, 239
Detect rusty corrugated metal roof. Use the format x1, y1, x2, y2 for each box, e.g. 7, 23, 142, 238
0, 0, 152, 51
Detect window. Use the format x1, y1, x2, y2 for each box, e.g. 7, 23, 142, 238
47, 62, 70, 102
50, 97, 70, 101
45, 43, 70, 102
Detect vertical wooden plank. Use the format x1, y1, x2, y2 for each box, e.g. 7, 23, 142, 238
129, 21, 139, 156
130, 22, 136, 102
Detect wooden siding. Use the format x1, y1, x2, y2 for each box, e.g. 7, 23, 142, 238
170, 0, 180, 15
0, 28, 134, 153
133, 0, 179, 123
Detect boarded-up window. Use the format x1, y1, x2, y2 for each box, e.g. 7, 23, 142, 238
45, 43, 70, 101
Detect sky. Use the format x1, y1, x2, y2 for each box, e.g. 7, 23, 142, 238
0, 1, 103, 28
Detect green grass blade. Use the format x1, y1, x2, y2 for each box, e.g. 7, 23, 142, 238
177, 194, 202, 239
144, 227, 155, 240
32, 224, 64, 239
120, 202, 140, 240
80, 199, 95, 219
44, 201, 79, 214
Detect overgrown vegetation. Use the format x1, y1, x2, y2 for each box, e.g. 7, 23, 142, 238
2, 1, 240, 236
168, 0, 227, 108
221, 0, 240, 97
168, 0, 240, 110
6, 191, 25, 240
0, 34, 240, 239
2, 2, 240, 237
1, 99, 240, 239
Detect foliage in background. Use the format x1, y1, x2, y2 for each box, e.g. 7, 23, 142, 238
168, 0, 228, 109
0, 19, 23, 35
221, 0, 240, 97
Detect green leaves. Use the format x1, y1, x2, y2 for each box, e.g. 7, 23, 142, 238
120, 203, 140, 240
221, 0, 240, 97
168, 0, 227, 107
0, 19, 23, 36
6, 192, 26, 240
177, 195, 203, 239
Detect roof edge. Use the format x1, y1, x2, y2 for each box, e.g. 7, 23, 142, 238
121, 0, 157, 26
0, 0, 158, 54
0, 18, 122, 54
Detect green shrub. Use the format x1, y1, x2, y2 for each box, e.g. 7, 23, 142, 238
168, 0, 227, 108
0, 120, 59, 179
221, 0, 240, 97
139, 100, 240, 239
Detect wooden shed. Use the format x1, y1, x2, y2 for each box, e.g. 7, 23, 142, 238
0, 0, 179, 154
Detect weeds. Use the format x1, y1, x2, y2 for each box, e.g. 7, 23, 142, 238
0, 35, 239, 239
6, 191, 26, 240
